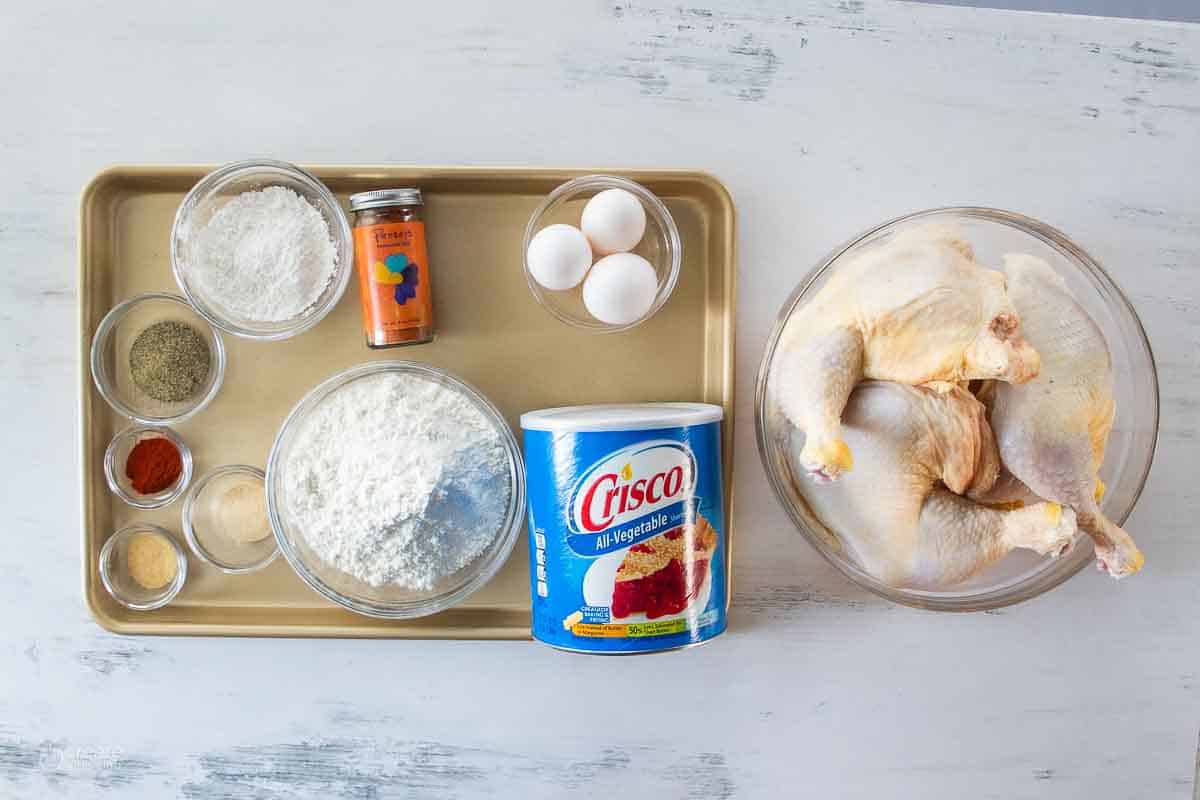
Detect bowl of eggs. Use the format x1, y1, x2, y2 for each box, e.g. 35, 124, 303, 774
523, 175, 682, 332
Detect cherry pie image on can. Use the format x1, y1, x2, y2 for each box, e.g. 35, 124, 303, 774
520, 403, 727, 654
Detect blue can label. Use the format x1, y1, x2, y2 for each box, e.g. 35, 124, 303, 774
524, 421, 726, 653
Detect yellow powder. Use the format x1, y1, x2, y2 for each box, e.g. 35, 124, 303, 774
217, 481, 272, 544
127, 533, 178, 590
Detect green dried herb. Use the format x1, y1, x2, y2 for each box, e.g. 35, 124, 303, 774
129, 320, 211, 403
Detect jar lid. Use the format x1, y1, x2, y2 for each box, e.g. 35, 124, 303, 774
520, 403, 723, 433
349, 188, 423, 211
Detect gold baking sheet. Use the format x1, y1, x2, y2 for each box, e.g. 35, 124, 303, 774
78, 165, 736, 638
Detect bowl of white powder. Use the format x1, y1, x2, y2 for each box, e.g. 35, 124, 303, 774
171, 159, 353, 340
265, 361, 525, 618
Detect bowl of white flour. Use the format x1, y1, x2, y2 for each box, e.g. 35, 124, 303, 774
265, 361, 525, 618
171, 159, 353, 340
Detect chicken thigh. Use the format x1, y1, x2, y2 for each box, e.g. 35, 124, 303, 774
789, 381, 1077, 588
773, 224, 1040, 482
987, 254, 1144, 578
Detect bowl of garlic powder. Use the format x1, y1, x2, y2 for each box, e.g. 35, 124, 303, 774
265, 361, 526, 619
171, 159, 354, 341
99, 524, 188, 611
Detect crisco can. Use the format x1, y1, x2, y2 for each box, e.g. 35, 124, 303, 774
520, 403, 726, 654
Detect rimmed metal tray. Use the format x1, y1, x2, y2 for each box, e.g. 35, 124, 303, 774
79, 165, 736, 638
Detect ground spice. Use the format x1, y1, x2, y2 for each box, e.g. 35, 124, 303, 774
125, 437, 183, 494
217, 481, 272, 544
127, 533, 178, 590
129, 320, 211, 402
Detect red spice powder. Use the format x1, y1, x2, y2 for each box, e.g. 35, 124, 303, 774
125, 437, 183, 494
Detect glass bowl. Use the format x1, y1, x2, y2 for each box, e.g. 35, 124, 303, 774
90, 292, 226, 425
170, 159, 354, 340
182, 465, 279, 574
104, 425, 193, 509
523, 175, 681, 333
755, 207, 1159, 611
265, 361, 526, 619
99, 524, 189, 611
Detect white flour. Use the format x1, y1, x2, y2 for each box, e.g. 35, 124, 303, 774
184, 186, 337, 322
282, 372, 511, 590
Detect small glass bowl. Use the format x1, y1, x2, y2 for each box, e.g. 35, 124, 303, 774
266, 361, 526, 619
523, 175, 682, 333
99, 524, 188, 611
91, 292, 226, 425
103, 425, 193, 509
755, 207, 1158, 612
170, 159, 354, 340
182, 465, 279, 574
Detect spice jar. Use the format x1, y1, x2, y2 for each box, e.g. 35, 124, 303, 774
349, 189, 435, 347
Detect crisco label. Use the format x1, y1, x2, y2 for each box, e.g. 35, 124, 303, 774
567, 441, 698, 556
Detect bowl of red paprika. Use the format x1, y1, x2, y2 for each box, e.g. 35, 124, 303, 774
104, 425, 193, 509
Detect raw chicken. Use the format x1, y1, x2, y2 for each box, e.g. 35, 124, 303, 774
987, 254, 1144, 578
773, 224, 1041, 482
789, 381, 1077, 588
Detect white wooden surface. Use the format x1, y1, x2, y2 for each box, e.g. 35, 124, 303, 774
2, 1, 1198, 797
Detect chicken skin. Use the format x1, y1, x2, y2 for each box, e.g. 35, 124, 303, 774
987, 254, 1144, 578
789, 381, 1077, 588
773, 225, 1040, 482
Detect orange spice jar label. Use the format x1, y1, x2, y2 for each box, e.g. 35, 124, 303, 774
353, 221, 433, 345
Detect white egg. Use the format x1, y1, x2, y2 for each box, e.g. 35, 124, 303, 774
526, 224, 593, 291
580, 189, 647, 255
582, 253, 659, 326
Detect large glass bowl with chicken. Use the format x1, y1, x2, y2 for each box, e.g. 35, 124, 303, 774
755, 208, 1158, 611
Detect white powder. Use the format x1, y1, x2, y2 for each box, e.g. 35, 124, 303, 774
184, 186, 337, 322
282, 372, 512, 590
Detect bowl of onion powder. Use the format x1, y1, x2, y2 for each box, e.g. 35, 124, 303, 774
265, 361, 525, 618
171, 159, 353, 340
